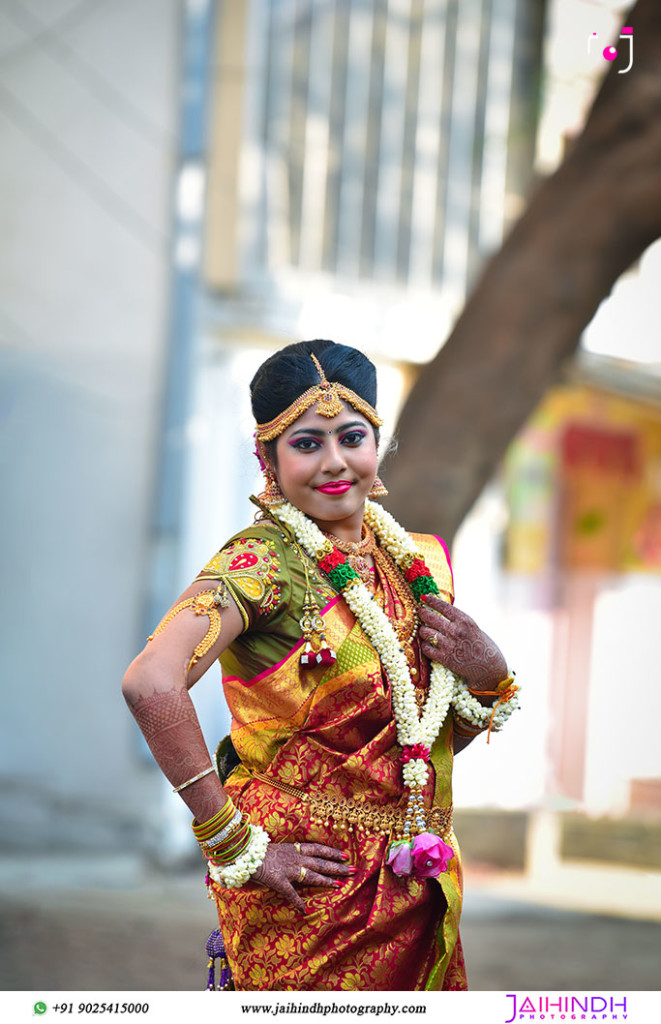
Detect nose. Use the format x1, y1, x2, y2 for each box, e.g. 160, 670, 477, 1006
321, 436, 348, 475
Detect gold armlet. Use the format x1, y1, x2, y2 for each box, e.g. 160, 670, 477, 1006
147, 585, 230, 671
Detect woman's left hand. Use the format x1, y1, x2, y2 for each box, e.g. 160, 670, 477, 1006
419, 595, 507, 692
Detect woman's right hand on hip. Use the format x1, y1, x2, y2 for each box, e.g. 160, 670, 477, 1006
251, 841, 355, 914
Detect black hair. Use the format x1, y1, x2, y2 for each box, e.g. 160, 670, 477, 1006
250, 339, 377, 424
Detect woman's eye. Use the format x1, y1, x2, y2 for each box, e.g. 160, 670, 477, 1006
341, 431, 366, 446
292, 438, 320, 451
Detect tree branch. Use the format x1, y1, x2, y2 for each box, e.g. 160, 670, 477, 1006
385, 0, 661, 540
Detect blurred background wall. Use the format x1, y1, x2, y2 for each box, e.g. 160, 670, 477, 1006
1, 0, 660, 902
0, 0, 180, 849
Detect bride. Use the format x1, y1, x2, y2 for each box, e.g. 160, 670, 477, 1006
122, 338, 518, 991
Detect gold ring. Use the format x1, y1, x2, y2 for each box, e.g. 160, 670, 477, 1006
294, 842, 302, 855
430, 633, 439, 647
298, 865, 307, 883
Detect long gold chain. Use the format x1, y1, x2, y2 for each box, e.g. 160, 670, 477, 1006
371, 546, 427, 707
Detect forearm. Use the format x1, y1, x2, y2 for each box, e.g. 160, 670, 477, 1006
122, 671, 227, 823
452, 731, 477, 755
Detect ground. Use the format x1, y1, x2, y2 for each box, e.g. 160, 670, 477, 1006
1, 853, 660, 992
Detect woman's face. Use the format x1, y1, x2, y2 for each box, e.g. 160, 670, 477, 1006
274, 402, 379, 541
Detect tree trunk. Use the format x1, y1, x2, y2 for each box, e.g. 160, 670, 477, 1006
385, 0, 661, 541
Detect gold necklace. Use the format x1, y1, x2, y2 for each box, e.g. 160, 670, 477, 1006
372, 546, 426, 706
322, 526, 377, 586
323, 526, 426, 706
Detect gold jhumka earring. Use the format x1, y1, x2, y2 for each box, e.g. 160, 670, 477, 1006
254, 435, 285, 507
368, 475, 388, 498
258, 465, 284, 507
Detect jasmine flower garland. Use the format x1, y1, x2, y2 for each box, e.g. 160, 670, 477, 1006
452, 676, 520, 735
273, 500, 455, 752
207, 825, 270, 889
270, 499, 519, 877
272, 500, 456, 862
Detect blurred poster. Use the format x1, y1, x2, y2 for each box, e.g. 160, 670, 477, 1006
505, 385, 661, 574
560, 423, 639, 570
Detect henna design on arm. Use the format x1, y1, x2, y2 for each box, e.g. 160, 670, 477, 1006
126, 686, 225, 822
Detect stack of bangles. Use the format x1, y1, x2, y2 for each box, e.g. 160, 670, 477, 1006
451, 672, 520, 742
192, 797, 270, 889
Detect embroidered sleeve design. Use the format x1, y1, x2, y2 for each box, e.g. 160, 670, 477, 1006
199, 538, 282, 622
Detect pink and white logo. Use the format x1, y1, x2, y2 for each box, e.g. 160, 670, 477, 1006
505, 994, 629, 1022
588, 26, 634, 73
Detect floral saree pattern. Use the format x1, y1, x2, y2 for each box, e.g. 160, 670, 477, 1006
200, 519, 467, 991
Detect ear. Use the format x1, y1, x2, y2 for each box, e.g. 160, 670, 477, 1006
257, 460, 284, 507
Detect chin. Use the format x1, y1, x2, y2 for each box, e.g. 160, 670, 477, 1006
313, 491, 366, 518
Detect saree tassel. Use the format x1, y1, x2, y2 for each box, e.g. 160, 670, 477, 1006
298, 558, 335, 666
218, 956, 232, 990
315, 641, 337, 667
300, 640, 315, 667
205, 928, 233, 991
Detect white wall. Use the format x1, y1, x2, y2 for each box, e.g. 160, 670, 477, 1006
0, 0, 180, 849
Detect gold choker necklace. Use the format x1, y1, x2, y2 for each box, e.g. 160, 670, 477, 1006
322, 526, 377, 585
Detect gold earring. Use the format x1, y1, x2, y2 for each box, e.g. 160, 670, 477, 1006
368, 475, 388, 498
258, 466, 284, 507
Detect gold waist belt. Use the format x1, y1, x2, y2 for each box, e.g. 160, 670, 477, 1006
248, 770, 453, 839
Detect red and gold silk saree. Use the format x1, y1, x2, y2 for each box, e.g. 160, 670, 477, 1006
199, 519, 466, 991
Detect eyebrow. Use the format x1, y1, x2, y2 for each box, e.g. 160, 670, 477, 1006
289, 420, 368, 438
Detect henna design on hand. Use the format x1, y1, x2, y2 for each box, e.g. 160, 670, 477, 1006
251, 842, 352, 914
419, 596, 507, 690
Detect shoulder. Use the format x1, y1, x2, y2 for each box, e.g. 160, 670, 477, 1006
409, 532, 454, 604
197, 520, 291, 629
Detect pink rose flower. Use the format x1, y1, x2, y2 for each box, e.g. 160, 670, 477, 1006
400, 743, 431, 764
386, 840, 413, 876
410, 832, 453, 878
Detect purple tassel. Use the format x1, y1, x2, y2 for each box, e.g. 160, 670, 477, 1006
205, 929, 233, 991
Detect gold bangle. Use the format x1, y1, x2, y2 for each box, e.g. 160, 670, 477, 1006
172, 765, 216, 793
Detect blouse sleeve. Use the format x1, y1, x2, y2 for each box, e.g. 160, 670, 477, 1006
196, 526, 285, 633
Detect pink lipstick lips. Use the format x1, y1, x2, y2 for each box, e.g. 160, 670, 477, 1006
315, 481, 353, 495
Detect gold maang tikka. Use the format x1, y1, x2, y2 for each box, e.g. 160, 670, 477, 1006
254, 351, 382, 506
254, 353, 382, 442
